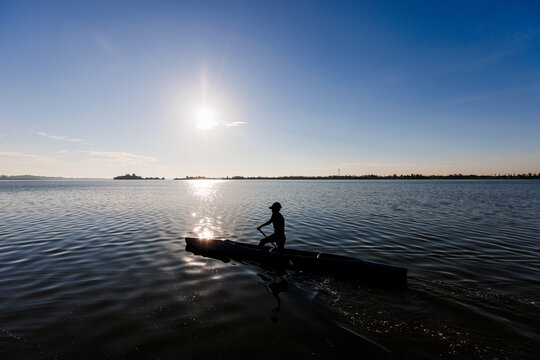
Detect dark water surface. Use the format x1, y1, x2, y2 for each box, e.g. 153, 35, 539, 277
1, 180, 539, 359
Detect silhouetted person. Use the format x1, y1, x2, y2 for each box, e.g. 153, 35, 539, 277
257, 202, 286, 250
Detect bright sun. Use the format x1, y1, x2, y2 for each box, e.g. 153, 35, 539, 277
195, 107, 217, 130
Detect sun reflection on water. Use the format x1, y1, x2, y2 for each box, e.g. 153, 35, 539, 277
188, 180, 222, 239
188, 179, 221, 199
193, 216, 221, 239
193, 217, 220, 239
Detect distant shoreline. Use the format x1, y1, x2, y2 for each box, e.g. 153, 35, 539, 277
2, 173, 539, 181
177, 173, 540, 180
0, 175, 96, 180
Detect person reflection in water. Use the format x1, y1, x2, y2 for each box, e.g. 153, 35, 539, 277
257, 202, 286, 251
258, 273, 289, 323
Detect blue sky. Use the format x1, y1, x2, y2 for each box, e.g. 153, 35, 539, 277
1, 0, 539, 178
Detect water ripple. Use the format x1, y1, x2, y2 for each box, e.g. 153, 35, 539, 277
0, 179, 539, 359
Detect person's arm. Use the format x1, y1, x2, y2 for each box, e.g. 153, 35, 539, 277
257, 218, 273, 230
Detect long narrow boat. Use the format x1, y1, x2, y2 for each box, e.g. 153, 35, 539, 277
185, 237, 407, 286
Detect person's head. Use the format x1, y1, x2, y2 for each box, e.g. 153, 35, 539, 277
269, 202, 281, 213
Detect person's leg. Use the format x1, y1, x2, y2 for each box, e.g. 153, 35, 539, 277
258, 234, 276, 247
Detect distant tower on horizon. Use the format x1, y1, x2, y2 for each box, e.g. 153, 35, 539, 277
338, 168, 340, 176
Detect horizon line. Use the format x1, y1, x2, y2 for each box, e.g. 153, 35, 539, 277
2, 172, 540, 181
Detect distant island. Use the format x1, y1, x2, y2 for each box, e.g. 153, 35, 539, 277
175, 173, 540, 180
114, 173, 164, 180
1, 175, 67, 180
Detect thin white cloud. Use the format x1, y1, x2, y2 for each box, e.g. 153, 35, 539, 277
38, 132, 67, 140
221, 121, 247, 127
38, 132, 92, 145
0, 134, 7, 139
50, 135, 68, 140
58, 150, 68, 154
0, 151, 57, 165
88, 151, 158, 165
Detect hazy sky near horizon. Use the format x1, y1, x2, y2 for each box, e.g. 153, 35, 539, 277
1, 0, 539, 178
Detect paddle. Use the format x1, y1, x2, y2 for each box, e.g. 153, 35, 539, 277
258, 228, 276, 248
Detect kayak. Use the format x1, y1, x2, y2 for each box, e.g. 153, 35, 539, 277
185, 237, 407, 286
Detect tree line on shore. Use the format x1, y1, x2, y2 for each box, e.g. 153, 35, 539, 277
176, 173, 540, 180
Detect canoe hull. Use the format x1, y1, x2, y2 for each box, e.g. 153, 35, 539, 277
185, 238, 407, 286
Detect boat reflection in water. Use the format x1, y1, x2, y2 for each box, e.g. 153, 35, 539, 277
184, 237, 408, 287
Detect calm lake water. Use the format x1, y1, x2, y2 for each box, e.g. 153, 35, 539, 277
1, 180, 539, 359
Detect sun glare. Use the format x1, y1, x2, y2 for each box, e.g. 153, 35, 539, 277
195, 106, 217, 130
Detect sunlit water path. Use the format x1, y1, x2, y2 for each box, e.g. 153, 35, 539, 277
1, 180, 539, 358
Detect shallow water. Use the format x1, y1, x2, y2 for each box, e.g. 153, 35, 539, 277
1, 180, 539, 359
